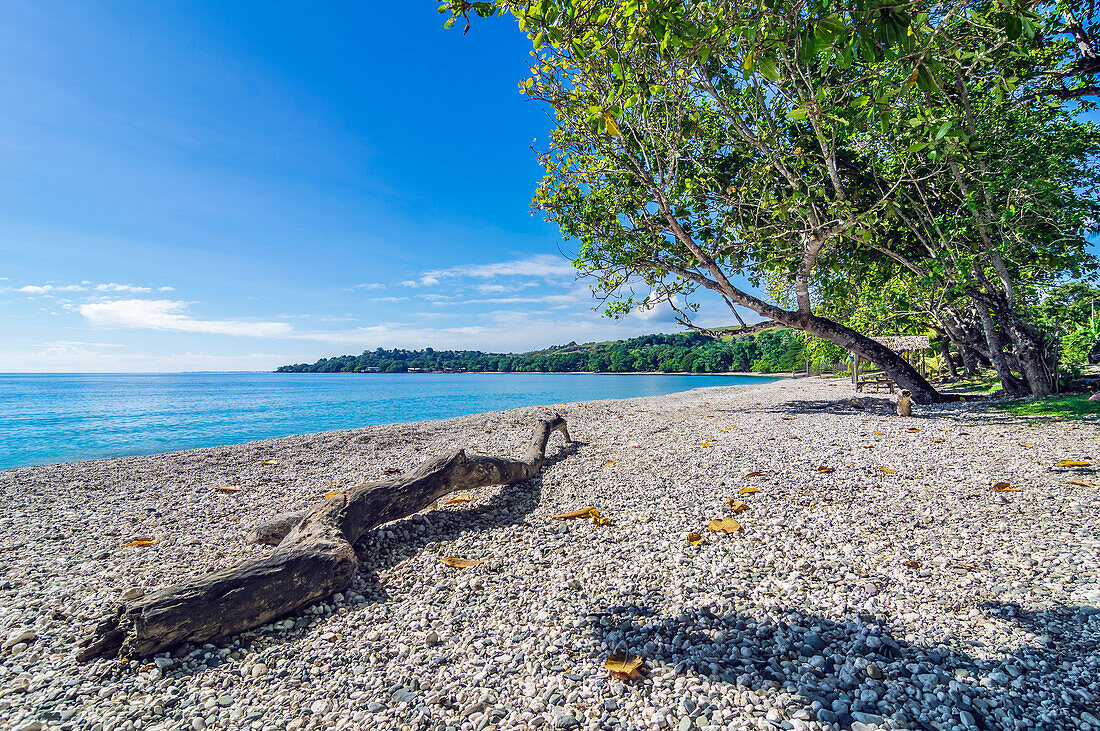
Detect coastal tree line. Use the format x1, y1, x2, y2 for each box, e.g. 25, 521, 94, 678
277, 327, 809, 374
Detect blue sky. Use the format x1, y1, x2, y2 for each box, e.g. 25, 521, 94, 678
0, 1, 717, 372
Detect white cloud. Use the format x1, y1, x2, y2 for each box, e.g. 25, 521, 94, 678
424, 254, 576, 281
3, 281, 168, 295
95, 283, 152, 293
433, 290, 589, 307
79, 299, 295, 338
399, 276, 441, 288
353, 282, 385, 290
472, 281, 540, 294
370, 296, 408, 303
398, 255, 576, 289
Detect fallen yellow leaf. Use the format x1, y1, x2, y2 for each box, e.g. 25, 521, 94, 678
445, 495, 473, 505
873, 431, 885, 436
781, 417, 795, 421
880, 467, 896, 474
727, 499, 748, 512
123, 537, 155, 548
932, 438, 946, 443
603, 460, 617, 467
1020, 443, 1032, 448
903, 560, 921, 569
324, 491, 340, 499
604, 653, 644, 680
738, 487, 759, 494
708, 518, 742, 533
817, 466, 835, 474
1068, 479, 1096, 487
906, 428, 921, 433
214, 487, 242, 493
862, 445, 874, 449
440, 556, 491, 568
261, 460, 277, 465
744, 471, 764, 478
687, 531, 704, 546
592, 515, 612, 526
991, 482, 1020, 492
1057, 460, 1091, 467
701, 442, 715, 448
552, 506, 599, 519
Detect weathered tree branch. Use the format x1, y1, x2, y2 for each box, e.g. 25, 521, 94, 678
78, 416, 572, 661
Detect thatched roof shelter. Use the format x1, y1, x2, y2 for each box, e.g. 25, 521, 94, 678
871, 335, 930, 352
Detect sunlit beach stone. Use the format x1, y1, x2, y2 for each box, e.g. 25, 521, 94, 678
0, 377, 1096, 730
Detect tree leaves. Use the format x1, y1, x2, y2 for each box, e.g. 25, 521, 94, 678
552, 506, 600, 519
727, 499, 749, 512
440, 556, 492, 568
445, 495, 474, 505
604, 653, 644, 680
552, 506, 610, 526
707, 518, 742, 533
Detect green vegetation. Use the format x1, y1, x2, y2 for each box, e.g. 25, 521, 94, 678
444, 1, 1100, 403
277, 327, 817, 374
994, 394, 1100, 420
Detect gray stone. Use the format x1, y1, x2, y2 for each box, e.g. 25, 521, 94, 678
552, 714, 580, 729
3, 629, 35, 649
802, 633, 827, 653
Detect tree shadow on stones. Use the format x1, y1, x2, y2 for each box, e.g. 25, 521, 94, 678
582, 594, 1099, 731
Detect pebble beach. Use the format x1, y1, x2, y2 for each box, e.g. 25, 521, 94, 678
1, 376, 1098, 731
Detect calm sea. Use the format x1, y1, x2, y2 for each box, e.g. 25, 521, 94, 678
0, 372, 778, 470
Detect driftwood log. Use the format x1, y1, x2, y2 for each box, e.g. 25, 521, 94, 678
78, 415, 571, 661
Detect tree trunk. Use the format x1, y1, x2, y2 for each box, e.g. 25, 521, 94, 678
983, 293, 1053, 397
973, 299, 1030, 397
958, 345, 980, 376
933, 329, 958, 379
699, 279, 948, 404
789, 314, 946, 404
78, 416, 573, 661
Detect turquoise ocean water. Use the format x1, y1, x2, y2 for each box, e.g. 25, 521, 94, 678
0, 372, 778, 470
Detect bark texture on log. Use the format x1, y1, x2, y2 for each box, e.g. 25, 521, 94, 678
78, 416, 572, 662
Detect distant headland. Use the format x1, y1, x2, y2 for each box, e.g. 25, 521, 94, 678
275, 323, 812, 375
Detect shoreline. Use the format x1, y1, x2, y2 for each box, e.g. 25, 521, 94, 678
2, 377, 1097, 731
274, 370, 790, 378
0, 373, 783, 473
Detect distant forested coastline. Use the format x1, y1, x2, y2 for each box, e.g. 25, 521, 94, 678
277, 327, 815, 375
